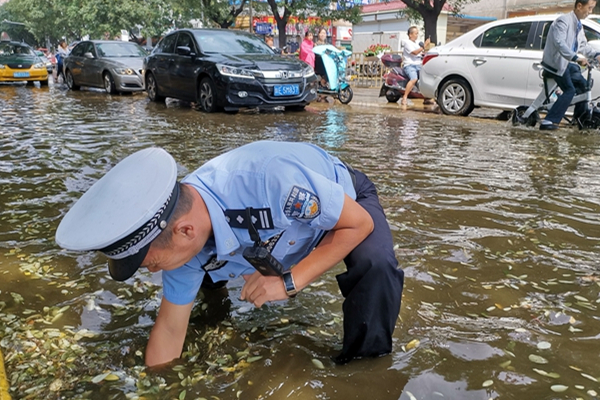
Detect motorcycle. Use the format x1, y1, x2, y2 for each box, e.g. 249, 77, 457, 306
378, 53, 425, 103
313, 45, 353, 105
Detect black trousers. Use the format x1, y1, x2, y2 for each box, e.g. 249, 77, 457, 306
334, 169, 404, 363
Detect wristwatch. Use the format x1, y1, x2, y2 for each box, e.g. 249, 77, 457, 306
282, 271, 297, 298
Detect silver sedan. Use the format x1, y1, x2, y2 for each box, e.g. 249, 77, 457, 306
64, 40, 147, 94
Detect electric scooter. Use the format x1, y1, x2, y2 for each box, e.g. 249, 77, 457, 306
512, 60, 600, 129
378, 53, 425, 103
313, 45, 353, 105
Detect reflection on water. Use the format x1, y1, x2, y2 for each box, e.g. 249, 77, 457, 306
2, 84, 600, 399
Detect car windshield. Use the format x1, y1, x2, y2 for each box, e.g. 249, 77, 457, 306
193, 31, 272, 54
95, 42, 147, 57
0, 43, 35, 57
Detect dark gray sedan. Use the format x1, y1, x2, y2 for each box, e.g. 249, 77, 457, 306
64, 40, 147, 94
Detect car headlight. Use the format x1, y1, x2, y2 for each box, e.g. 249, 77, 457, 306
303, 66, 315, 78
33, 63, 45, 69
0, 64, 5, 69
216, 64, 256, 79
115, 68, 135, 75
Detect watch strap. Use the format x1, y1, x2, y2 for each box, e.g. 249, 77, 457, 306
282, 271, 297, 297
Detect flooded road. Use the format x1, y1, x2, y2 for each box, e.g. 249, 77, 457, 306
2, 83, 600, 400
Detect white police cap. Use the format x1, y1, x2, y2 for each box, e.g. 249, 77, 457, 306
55, 147, 179, 281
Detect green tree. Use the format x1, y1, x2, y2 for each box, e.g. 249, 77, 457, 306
171, 0, 250, 29
266, 0, 362, 48
1, 0, 177, 46
400, 0, 480, 44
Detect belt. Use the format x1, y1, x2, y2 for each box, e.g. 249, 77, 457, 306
342, 160, 357, 189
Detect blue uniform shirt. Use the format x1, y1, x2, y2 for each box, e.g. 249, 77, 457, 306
162, 141, 356, 305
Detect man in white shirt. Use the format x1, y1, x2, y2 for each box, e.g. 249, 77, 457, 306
401, 26, 430, 106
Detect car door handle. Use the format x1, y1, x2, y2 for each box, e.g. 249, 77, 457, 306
532, 62, 543, 71
473, 58, 487, 66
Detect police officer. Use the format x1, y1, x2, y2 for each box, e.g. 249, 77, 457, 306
56, 141, 404, 366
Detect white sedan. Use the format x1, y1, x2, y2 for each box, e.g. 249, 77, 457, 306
420, 14, 600, 116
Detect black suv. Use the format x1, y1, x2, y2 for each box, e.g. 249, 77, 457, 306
143, 29, 318, 112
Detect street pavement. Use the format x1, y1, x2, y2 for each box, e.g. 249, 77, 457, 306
346, 86, 504, 120
325, 86, 438, 110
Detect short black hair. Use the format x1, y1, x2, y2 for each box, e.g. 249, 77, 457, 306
575, 0, 595, 7
407, 26, 418, 35
151, 183, 195, 249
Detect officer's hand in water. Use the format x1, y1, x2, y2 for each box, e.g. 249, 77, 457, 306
240, 271, 288, 307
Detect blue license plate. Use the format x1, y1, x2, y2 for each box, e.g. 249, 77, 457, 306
274, 84, 299, 96
13, 72, 30, 78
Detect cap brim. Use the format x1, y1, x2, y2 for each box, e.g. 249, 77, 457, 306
108, 244, 151, 281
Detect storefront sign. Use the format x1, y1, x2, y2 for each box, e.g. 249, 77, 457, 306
337, 26, 352, 41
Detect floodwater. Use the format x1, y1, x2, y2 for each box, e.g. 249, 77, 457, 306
1, 82, 600, 400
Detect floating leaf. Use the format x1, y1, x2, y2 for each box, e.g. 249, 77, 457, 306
246, 356, 263, 363
533, 368, 559, 378
179, 389, 187, 400
550, 385, 568, 393
482, 380, 493, 388
405, 391, 417, 400
406, 339, 420, 350
581, 373, 598, 382
104, 374, 119, 381
528, 354, 549, 364
312, 359, 325, 369
537, 341, 551, 350
91, 372, 110, 383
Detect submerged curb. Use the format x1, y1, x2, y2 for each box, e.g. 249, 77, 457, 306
0, 348, 10, 400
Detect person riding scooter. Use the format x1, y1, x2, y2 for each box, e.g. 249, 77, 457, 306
401, 26, 430, 106
539, 0, 600, 130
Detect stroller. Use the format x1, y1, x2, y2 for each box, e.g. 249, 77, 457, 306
313, 45, 353, 104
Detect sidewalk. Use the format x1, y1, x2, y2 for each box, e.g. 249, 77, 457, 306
326, 86, 438, 111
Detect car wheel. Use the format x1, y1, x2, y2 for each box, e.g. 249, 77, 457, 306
437, 78, 474, 116
146, 73, 165, 103
65, 69, 80, 90
511, 105, 539, 127
39, 79, 49, 87
104, 72, 117, 94
385, 90, 401, 103
198, 77, 218, 113
338, 86, 353, 104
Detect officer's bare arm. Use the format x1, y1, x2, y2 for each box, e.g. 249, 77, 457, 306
241, 194, 373, 306
292, 193, 374, 290
146, 298, 194, 367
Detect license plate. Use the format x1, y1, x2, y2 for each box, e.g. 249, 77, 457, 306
13, 72, 30, 78
274, 84, 299, 96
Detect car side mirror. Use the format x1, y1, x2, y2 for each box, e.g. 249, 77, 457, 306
84, 52, 94, 59
176, 46, 193, 56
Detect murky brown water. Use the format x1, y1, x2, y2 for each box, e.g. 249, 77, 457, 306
2, 82, 600, 400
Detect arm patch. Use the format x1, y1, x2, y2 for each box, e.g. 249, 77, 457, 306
284, 186, 321, 219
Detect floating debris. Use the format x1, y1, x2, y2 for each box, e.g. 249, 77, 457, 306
550, 385, 569, 393
405, 339, 420, 351
536, 341, 551, 350
312, 359, 325, 369
528, 354, 549, 364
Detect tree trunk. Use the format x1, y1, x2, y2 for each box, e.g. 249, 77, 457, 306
277, 18, 288, 48
422, 12, 438, 45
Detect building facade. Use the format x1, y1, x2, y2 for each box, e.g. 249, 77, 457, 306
462, 0, 600, 20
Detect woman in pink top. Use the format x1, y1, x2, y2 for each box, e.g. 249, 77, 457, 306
299, 31, 315, 68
